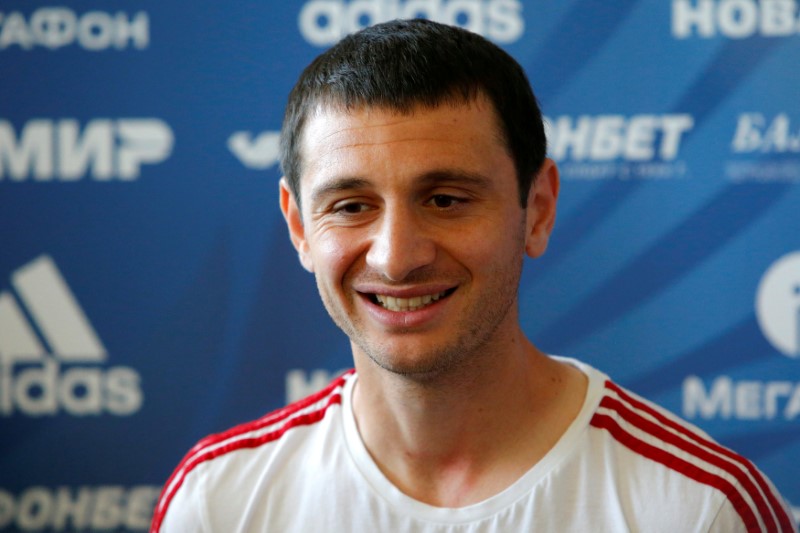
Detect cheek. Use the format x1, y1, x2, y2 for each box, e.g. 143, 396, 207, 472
311, 231, 364, 282
463, 214, 524, 256
468, 219, 527, 274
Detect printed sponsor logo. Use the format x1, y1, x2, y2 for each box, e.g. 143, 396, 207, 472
0, 485, 159, 531
0, 119, 173, 181
727, 112, 800, 182
683, 375, 800, 420
286, 368, 346, 403
545, 114, 694, 180
0, 8, 149, 51
0, 256, 143, 416
733, 113, 800, 154
682, 253, 800, 420
228, 131, 281, 170
756, 252, 800, 357
672, 0, 800, 39
299, 0, 524, 46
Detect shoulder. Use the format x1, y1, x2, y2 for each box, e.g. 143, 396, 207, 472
150, 370, 355, 533
587, 378, 794, 533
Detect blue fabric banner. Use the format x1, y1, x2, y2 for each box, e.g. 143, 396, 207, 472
1, 1, 798, 529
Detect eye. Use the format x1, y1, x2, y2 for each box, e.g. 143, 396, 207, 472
332, 200, 371, 215
429, 195, 461, 209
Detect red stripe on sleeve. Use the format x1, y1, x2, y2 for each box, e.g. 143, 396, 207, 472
605, 381, 793, 532
150, 372, 350, 532
599, 395, 774, 531
590, 412, 761, 531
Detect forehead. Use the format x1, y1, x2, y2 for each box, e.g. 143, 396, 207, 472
298, 98, 509, 191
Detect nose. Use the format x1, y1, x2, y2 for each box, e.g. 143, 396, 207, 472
365, 207, 436, 281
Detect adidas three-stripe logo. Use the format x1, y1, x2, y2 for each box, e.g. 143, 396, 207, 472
0, 255, 142, 416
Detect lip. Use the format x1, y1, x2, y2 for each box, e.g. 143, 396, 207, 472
354, 283, 456, 298
355, 284, 457, 328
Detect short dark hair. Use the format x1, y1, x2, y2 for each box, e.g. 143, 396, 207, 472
280, 18, 547, 208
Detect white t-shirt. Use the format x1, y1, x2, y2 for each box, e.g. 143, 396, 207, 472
152, 358, 795, 532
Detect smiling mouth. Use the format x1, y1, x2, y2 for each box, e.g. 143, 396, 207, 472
369, 289, 455, 312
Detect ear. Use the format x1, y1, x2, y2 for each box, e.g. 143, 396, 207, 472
279, 177, 314, 273
524, 158, 559, 259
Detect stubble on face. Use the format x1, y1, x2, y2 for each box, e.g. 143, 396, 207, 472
296, 99, 536, 385
315, 215, 528, 383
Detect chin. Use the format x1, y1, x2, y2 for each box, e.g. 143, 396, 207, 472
362, 343, 468, 381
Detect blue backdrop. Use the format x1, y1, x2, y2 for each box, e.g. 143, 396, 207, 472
1, 1, 798, 530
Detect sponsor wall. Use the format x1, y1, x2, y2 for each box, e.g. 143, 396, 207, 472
1, 0, 798, 530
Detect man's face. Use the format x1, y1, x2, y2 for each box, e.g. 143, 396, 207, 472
280, 98, 558, 378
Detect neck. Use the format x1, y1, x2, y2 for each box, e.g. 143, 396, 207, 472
351, 332, 587, 507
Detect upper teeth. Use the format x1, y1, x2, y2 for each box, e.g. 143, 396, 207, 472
375, 291, 447, 312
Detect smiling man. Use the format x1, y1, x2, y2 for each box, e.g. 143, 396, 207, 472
152, 19, 794, 532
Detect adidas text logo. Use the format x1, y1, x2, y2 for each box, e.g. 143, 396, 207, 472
298, 0, 524, 46
0, 256, 143, 416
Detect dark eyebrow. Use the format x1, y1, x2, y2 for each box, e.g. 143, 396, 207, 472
309, 177, 371, 207
308, 169, 493, 207
416, 170, 493, 190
